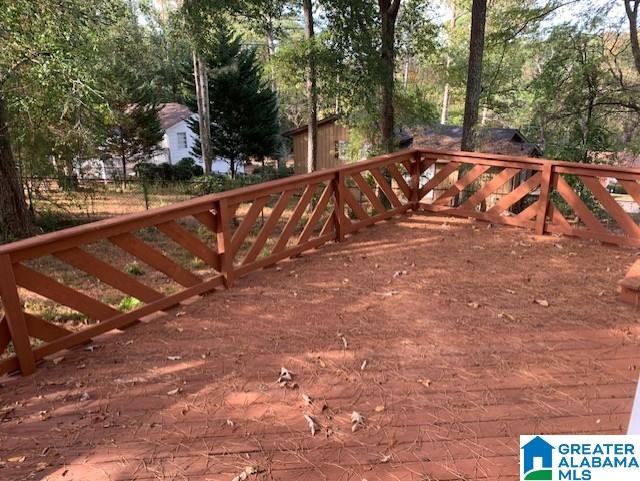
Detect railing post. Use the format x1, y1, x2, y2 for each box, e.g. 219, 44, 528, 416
0, 255, 36, 375
535, 162, 553, 236
215, 199, 235, 289
333, 170, 346, 242
411, 151, 421, 210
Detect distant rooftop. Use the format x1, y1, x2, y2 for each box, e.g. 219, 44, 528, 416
158, 103, 194, 130
408, 125, 543, 157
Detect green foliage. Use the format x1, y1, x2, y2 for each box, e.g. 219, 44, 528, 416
125, 262, 145, 277
185, 25, 280, 177
118, 296, 142, 312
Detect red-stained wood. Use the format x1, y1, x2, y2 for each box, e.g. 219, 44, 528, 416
110, 233, 202, 288
460, 168, 519, 211
387, 162, 411, 201
488, 172, 542, 216
342, 185, 369, 221
580, 175, 640, 239
230, 196, 270, 256
369, 167, 403, 208
54, 247, 164, 303
298, 183, 334, 245
0, 316, 11, 356
418, 161, 461, 200
419, 203, 536, 230
619, 180, 640, 207
24, 313, 71, 341
350, 171, 387, 214
157, 220, 220, 270
555, 176, 608, 235
0, 255, 36, 375
548, 204, 572, 231
535, 163, 553, 235
433, 164, 490, 206
333, 171, 347, 242
29, 275, 225, 362
242, 190, 295, 266
215, 198, 235, 289
272, 184, 319, 253
13, 264, 120, 321
192, 210, 217, 233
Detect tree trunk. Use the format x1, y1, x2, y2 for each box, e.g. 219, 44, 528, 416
379, 0, 401, 152
461, 0, 487, 152
303, 0, 318, 173
441, 2, 457, 125
0, 95, 35, 241
193, 51, 213, 174
625, 1, 640, 75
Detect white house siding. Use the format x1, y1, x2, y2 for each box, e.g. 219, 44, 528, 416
153, 115, 242, 175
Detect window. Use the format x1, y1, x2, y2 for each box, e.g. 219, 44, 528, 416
177, 132, 187, 149
335, 140, 349, 161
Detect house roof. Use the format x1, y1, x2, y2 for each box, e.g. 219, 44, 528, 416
158, 103, 194, 130
408, 125, 542, 157
282, 115, 341, 137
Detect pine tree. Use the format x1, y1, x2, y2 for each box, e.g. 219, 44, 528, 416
101, 71, 164, 188
187, 26, 280, 178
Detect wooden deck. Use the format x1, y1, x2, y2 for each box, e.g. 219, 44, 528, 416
1, 216, 639, 481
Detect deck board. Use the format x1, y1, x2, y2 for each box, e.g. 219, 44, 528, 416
0, 216, 638, 480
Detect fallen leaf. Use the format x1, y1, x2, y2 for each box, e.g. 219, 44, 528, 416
35, 462, 48, 472
467, 302, 480, 309
360, 360, 368, 371
302, 394, 313, 406
505, 289, 516, 295
79, 392, 90, 402
53, 357, 64, 366
231, 466, 257, 481
277, 367, 293, 383
175, 311, 186, 317
374, 405, 385, 413
8, 456, 26, 463
417, 378, 432, 388
351, 411, 365, 432
534, 299, 550, 307
304, 414, 319, 436
167, 388, 182, 396
167, 356, 182, 361
498, 312, 515, 322
380, 454, 392, 463
226, 419, 235, 427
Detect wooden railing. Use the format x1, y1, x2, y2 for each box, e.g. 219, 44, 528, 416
1, 147, 639, 376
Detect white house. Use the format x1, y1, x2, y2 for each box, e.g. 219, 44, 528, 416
154, 103, 239, 175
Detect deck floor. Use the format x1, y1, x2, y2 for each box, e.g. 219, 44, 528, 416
1, 215, 639, 481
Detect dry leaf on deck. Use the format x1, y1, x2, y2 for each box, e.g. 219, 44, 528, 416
374, 405, 385, 413
8, 456, 26, 463
351, 411, 365, 432
277, 367, 293, 383
417, 378, 432, 388
167, 388, 182, 396
534, 299, 550, 307
167, 356, 182, 361
304, 414, 319, 436
302, 394, 313, 406
231, 466, 257, 481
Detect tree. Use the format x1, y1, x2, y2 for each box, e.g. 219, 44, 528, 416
461, 0, 487, 151
378, 0, 402, 151
303, 0, 318, 171
101, 79, 163, 188
625, 0, 640, 75
188, 26, 279, 177
0, 0, 127, 240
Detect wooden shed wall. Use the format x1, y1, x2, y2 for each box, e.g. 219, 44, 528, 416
292, 122, 350, 174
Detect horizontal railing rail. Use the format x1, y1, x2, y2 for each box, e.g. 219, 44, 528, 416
1, 147, 639, 376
